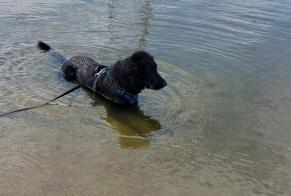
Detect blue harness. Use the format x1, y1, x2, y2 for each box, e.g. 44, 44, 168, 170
93, 67, 138, 104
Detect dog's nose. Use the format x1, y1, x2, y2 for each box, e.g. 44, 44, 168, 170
153, 79, 167, 90
157, 80, 167, 89
161, 80, 167, 87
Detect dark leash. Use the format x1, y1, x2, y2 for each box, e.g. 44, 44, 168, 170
0, 66, 110, 117
0, 65, 107, 118
0, 84, 82, 117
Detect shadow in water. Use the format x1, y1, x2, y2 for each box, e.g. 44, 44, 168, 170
138, 0, 153, 49
107, 0, 152, 50
107, 0, 118, 45
88, 92, 161, 149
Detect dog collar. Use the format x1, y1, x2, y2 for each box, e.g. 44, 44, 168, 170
116, 86, 139, 104
94, 67, 139, 104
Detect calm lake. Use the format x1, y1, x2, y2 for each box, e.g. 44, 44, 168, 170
1, 0, 291, 195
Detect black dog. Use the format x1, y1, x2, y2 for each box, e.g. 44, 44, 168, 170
37, 41, 167, 104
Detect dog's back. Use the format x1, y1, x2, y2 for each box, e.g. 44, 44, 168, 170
62, 56, 103, 83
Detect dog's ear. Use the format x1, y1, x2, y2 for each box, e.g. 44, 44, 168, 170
131, 51, 148, 65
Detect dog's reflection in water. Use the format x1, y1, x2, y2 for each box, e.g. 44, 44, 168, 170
88, 93, 161, 149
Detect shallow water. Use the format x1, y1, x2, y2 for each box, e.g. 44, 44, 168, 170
1, 0, 291, 195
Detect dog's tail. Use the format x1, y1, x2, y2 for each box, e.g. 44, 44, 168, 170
37, 41, 51, 51
37, 41, 66, 64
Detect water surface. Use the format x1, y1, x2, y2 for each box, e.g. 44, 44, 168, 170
1, 0, 291, 195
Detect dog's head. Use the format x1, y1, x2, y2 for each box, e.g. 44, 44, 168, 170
131, 51, 167, 90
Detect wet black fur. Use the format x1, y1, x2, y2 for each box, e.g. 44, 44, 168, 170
110, 51, 167, 94
37, 41, 167, 103
38, 41, 51, 51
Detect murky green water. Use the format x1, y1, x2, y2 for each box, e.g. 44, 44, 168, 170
1, 0, 291, 195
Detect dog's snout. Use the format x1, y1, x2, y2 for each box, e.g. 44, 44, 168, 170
147, 74, 167, 90
162, 79, 167, 87
157, 79, 167, 89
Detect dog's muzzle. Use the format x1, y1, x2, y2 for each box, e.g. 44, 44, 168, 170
146, 73, 167, 90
